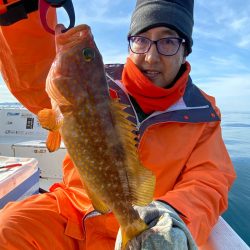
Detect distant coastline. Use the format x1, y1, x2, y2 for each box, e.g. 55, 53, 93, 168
0, 102, 22, 108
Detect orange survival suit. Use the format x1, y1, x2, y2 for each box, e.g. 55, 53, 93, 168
0, 9, 236, 250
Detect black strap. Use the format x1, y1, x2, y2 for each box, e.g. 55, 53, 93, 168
39, 187, 48, 193
0, 0, 38, 26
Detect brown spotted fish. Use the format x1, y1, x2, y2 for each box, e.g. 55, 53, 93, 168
38, 24, 155, 249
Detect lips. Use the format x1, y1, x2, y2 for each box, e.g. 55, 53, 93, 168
143, 70, 161, 80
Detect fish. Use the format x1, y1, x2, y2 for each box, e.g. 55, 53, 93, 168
38, 24, 155, 249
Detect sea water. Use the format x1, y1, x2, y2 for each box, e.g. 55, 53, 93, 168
221, 111, 250, 246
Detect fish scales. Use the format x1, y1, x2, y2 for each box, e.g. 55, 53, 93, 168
38, 24, 155, 248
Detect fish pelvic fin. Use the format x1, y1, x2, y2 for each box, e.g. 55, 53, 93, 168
121, 218, 148, 249
46, 130, 61, 152
111, 99, 156, 207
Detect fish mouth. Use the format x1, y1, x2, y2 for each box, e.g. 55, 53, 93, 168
56, 24, 92, 47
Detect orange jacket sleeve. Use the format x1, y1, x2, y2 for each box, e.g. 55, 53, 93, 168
158, 104, 236, 245
0, 10, 56, 114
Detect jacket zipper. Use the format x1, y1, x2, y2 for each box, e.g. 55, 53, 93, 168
110, 79, 210, 131
126, 93, 210, 131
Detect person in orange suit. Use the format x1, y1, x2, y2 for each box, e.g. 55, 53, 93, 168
0, 0, 236, 249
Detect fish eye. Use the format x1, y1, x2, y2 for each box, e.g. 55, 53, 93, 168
82, 48, 95, 62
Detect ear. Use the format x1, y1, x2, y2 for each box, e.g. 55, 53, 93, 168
182, 55, 186, 64
181, 45, 188, 64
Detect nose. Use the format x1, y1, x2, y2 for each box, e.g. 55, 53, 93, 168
145, 43, 160, 64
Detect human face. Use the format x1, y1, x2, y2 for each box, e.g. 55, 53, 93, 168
129, 27, 186, 88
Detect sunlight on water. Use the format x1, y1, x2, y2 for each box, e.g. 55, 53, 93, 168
221, 111, 250, 246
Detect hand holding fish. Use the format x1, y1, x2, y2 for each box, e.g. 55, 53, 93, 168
38, 24, 156, 249
115, 201, 197, 250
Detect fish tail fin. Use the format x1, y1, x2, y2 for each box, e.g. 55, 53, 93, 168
111, 99, 156, 207
121, 229, 130, 250
121, 218, 148, 249
46, 130, 61, 152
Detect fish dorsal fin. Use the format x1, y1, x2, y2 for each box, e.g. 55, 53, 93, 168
111, 99, 156, 206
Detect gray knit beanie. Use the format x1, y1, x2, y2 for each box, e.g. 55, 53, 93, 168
128, 0, 194, 54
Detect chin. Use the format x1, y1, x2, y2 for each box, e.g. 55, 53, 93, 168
152, 81, 165, 88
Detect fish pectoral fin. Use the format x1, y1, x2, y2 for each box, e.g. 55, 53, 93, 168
46, 131, 61, 152
38, 108, 61, 131
83, 179, 110, 214
38, 108, 62, 152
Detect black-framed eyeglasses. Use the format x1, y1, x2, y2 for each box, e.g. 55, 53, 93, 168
128, 36, 185, 56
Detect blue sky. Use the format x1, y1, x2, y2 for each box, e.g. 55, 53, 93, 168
0, 0, 250, 112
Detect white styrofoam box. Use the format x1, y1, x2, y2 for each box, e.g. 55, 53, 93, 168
0, 107, 65, 179
13, 140, 66, 179
0, 106, 48, 156
0, 156, 39, 208
0, 136, 34, 157
0, 137, 15, 156
0, 107, 47, 139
